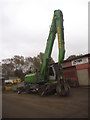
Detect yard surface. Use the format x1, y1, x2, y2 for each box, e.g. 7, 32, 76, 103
2, 87, 88, 118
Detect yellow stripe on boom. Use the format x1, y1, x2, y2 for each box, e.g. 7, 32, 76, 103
57, 26, 61, 48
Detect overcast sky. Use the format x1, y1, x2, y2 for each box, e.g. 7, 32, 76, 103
0, 0, 89, 62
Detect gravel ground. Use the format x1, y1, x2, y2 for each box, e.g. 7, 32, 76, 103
2, 87, 88, 118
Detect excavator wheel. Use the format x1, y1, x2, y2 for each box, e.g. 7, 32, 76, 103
56, 83, 70, 96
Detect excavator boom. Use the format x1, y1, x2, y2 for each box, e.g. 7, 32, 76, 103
41, 10, 65, 80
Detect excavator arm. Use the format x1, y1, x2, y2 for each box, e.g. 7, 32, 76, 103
41, 10, 65, 80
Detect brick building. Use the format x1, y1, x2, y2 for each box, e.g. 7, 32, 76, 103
54, 53, 90, 87
63, 53, 90, 86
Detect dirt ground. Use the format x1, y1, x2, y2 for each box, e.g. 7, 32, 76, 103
2, 87, 88, 118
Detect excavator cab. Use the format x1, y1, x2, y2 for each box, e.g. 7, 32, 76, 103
49, 65, 56, 80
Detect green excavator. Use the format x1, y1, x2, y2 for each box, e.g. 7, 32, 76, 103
18, 9, 70, 96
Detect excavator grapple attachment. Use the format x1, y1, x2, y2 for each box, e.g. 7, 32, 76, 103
56, 65, 70, 96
